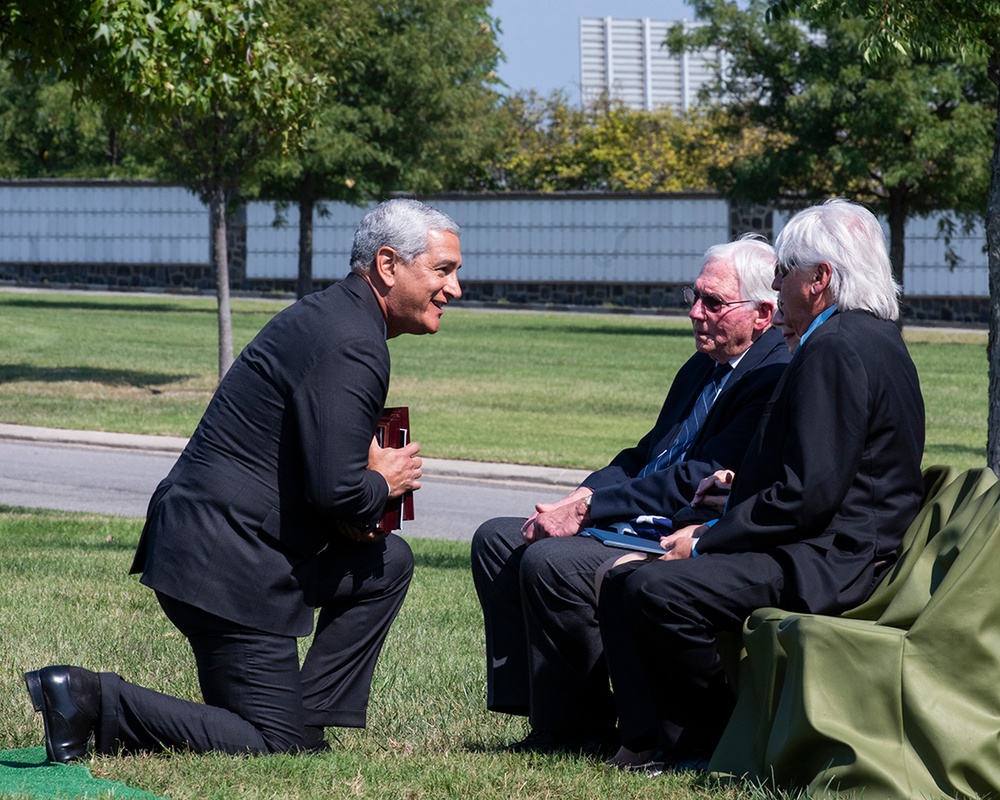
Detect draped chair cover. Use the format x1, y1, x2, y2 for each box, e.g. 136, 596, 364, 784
709, 466, 1000, 799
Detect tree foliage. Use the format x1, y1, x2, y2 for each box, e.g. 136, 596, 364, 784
767, 1, 1000, 470
0, 65, 150, 177
468, 90, 774, 193
1, 0, 322, 378
670, 0, 994, 291
258, 0, 503, 297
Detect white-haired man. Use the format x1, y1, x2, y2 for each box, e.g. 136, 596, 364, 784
599, 199, 925, 772
471, 236, 792, 754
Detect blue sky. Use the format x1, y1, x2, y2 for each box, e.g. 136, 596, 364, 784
489, 0, 694, 102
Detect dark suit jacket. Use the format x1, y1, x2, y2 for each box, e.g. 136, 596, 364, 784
581, 327, 791, 523
132, 273, 392, 637
697, 309, 926, 614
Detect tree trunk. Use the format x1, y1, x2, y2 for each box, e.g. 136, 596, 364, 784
297, 173, 316, 299
210, 185, 235, 380
987, 53, 1000, 473
108, 128, 120, 167
886, 189, 907, 330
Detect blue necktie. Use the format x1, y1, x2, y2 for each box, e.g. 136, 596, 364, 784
639, 363, 731, 477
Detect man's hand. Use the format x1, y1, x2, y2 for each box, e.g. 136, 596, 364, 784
521, 487, 593, 544
658, 523, 707, 561
368, 436, 422, 498
691, 469, 734, 511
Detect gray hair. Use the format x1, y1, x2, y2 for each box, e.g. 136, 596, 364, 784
703, 234, 778, 307
350, 198, 460, 274
774, 199, 900, 321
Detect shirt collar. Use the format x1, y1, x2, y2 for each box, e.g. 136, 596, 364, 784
799, 304, 838, 349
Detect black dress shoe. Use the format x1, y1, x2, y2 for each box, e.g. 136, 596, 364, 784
29, 665, 101, 763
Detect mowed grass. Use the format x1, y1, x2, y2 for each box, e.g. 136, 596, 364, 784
0, 508, 764, 800
0, 289, 988, 471
0, 291, 986, 798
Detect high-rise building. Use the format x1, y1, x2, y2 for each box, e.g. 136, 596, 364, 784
579, 17, 720, 111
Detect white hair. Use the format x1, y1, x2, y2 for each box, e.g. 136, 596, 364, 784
703, 234, 778, 307
350, 198, 460, 275
774, 199, 900, 321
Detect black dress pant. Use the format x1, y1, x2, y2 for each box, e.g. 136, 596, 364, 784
598, 550, 785, 758
95, 534, 413, 755
470, 517, 617, 737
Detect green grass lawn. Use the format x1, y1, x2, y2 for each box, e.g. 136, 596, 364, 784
0, 289, 988, 471
1, 509, 763, 800
0, 290, 985, 798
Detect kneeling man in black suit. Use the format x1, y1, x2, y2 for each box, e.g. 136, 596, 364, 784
25, 198, 462, 760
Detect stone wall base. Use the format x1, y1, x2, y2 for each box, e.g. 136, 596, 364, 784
0, 262, 216, 291
0, 266, 987, 326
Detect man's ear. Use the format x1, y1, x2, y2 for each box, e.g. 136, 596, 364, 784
754, 300, 775, 332
374, 246, 399, 288
812, 262, 833, 295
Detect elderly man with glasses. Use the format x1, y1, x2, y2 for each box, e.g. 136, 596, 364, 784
470, 235, 793, 755
598, 199, 925, 774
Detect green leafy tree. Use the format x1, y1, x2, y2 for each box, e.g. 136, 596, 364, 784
261, 0, 502, 298
765, 1, 1000, 470
669, 0, 993, 295
0, 65, 150, 177
1, 0, 321, 378
97, 1, 321, 377
470, 90, 772, 193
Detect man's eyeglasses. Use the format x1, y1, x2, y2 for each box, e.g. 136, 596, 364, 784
683, 286, 755, 314
775, 261, 794, 278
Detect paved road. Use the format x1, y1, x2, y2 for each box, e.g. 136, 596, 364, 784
0, 434, 585, 542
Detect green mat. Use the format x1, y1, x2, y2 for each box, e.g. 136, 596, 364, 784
0, 748, 164, 799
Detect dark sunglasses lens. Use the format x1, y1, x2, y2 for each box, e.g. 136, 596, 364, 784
684, 287, 725, 312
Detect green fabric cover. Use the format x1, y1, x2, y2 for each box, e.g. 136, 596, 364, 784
709, 466, 1000, 798
0, 747, 164, 799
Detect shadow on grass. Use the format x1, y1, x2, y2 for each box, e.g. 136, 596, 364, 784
0, 364, 191, 388
411, 549, 472, 571
0, 296, 280, 316
0, 296, 214, 315
1, 537, 143, 553
926, 443, 988, 461
517, 323, 691, 339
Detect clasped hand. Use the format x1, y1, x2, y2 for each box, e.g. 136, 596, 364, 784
368, 436, 422, 498
337, 437, 423, 545
691, 468, 734, 510
656, 524, 706, 560
521, 487, 593, 544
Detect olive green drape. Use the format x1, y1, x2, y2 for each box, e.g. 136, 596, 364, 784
710, 466, 1000, 799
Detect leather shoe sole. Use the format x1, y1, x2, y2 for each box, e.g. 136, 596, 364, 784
24, 665, 100, 763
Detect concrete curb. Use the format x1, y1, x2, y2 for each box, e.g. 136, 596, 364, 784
0, 423, 590, 490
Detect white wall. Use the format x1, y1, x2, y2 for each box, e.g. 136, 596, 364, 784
0, 182, 988, 298
248, 195, 730, 283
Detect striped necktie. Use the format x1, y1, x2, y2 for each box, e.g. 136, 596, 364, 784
639, 363, 731, 477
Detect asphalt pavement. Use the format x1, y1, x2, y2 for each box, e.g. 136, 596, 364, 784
0, 423, 589, 542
